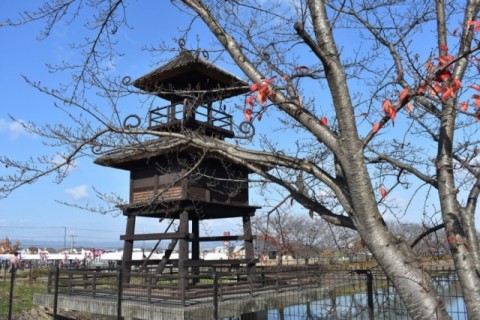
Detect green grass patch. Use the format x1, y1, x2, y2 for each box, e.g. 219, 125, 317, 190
0, 280, 46, 317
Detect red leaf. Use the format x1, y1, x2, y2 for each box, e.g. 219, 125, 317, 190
435, 69, 452, 82
467, 20, 480, 32
382, 99, 397, 124
439, 45, 449, 52
460, 101, 468, 111
435, 55, 455, 66
380, 186, 388, 198
257, 90, 268, 105
256, 82, 271, 105
244, 108, 253, 122
373, 123, 381, 133
257, 113, 263, 121
246, 95, 255, 107
382, 99, 392, 113
453, 78, 462, 90
399, 88, 410, 103
250, 83, 259, 92
431, 84, 443, 96
442, 87, 455, 101
320, 117, 328, 126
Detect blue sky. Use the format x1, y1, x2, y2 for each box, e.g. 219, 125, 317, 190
0, 1, 232, 248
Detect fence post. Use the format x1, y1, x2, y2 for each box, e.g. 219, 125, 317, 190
8, 266, 16, 320
92, 271, 97, 298
47, 269, 52, 293
213, 268, 218, 320
366, 271, 374, 320
53, 264, 60, 320
117, 266, 123, 320
356, 269, 374, 320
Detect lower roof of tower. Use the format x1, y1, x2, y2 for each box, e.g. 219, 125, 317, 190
120, 200, 260, 219
94, 137, 199, 169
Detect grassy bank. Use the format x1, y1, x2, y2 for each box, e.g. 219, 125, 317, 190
0, 273, 48, 317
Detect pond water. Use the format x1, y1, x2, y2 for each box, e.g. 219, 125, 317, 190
225, 277, 466, 320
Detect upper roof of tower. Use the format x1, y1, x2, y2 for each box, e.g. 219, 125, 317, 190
132, 51, 249, 103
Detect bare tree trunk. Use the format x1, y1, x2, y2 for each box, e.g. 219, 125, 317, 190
437, 116, 480, 319
343, 145, 449, 319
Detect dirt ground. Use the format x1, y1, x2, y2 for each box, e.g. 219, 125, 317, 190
2, 307, 115, 320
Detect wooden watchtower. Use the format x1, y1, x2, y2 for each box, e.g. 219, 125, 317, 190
94, 51, 258, 279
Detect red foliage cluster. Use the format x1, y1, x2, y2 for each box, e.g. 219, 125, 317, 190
244, 76, 276, 122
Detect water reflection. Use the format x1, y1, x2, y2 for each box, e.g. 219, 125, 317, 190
228, 275, 466, 320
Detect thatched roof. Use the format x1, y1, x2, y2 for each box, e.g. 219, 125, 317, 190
133, 51, 249, 102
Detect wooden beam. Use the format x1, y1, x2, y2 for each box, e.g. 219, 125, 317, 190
193, 235, 257, 242
120, 233, 258, 242
183, 259, 258, 267
120, 232, 190, 241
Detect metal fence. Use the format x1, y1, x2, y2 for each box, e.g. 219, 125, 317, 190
1, 264, 468, 320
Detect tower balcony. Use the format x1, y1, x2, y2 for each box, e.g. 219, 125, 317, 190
148, 99, 234, 139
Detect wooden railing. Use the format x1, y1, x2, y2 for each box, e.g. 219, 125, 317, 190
148, 100, 233, 136
47, 264, 325, 306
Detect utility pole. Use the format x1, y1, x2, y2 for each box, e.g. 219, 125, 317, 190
64, 227, 67, 251
70, 234, 77, 253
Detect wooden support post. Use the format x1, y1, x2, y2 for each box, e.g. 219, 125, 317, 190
207, 102, 213, 126
243, 214, 254, 261
243, 213, 255, 288
191, 216, 200, 285
192, 216, 200, 260
178, 210, 189, 305
122, 214, 136, 282
169, 103, 177, 121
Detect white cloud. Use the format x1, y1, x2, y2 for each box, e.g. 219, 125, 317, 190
64, 185, 89, 200
0, 118, 29, 140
